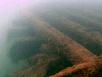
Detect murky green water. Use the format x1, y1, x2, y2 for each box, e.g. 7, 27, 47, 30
0, 0, 102, 77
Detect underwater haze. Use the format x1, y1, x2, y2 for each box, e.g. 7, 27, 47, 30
0, 0, 102, 77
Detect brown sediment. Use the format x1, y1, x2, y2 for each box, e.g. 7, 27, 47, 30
12, 54, 60, 77
17, 11, 102, 77
24, 13, 96, 64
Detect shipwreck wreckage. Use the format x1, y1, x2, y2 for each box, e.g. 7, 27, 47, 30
12, 11, 102, 77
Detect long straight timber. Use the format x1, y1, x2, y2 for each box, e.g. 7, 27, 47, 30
22, 11, 97, 64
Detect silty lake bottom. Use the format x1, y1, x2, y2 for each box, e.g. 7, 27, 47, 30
0, 0, 102, 77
